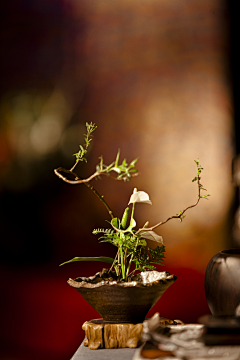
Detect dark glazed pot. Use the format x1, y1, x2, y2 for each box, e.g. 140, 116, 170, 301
67, 270, 177, 323
205, 249, 240, 317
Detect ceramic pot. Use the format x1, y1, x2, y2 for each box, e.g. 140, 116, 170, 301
205, 249, 240, 317
68, 269, 177, 323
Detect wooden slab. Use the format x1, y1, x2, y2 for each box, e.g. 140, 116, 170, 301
82, 320, 143, 350
82, 317, 180, 350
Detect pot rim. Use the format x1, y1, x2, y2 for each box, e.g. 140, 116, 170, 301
67, 270, 177, 289
220, 248, 240, 256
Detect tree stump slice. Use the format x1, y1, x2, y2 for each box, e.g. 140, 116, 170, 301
82, 320, 143, 350
82, 317, 180, 350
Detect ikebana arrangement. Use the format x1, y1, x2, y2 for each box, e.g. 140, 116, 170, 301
54, 122, 210, 349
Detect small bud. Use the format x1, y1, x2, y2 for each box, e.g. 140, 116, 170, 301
143, 221, 149, 228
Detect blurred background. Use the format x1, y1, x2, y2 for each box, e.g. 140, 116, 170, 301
0, 0, 239, 359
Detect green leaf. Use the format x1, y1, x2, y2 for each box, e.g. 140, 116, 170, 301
104, 162, 114, 173
122, 159, 127, 167
129, 158, 138, 167
59, 256, 114, 266
201, 194, 210, 199
139, 239, 147, 246
115, 150, 120, 167
120, 207, 129, 229
111, 217, 120, 229
112, 167, 121, 174
126, 217, 136, 230
92, 228, 114, 235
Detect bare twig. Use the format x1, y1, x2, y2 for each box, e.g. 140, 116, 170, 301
54, 167, 100, 184
54, 166, 138, 219
54, 167, 139, 185
136, 174, 202, 235
109, 249, 119, 272
70, 160, 79, 172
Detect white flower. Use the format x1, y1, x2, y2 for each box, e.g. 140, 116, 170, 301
128, 189, 152, 205
140, 230, 164, 245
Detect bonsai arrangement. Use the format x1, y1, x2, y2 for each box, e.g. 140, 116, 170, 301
55, 122, 209, 279
54, 122, 210, 348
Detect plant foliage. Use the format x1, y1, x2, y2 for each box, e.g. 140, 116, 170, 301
55, 123, 210, 281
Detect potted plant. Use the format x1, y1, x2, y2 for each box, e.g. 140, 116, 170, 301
54, 122, 209, 347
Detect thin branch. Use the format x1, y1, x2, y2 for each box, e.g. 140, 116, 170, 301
54, 167, 138, 185
70, 160, 80, 172
123, 248, 128, 269
85, 182, 115, 220
109, 249, 119, 272
136, 174, 202, 235
54, 167, 100, 184
54, 165, 139, 219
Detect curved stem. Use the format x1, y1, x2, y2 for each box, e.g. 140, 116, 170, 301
54, 167, 100, 184
136, 175, 201, 235
55, 167, 138, 185
70, 160, 80, 172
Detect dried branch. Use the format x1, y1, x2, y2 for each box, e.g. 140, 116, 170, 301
54, 167, 100, 184
54, 123, 138, 221
54, 167, 138, 184
136, 159, 209, 235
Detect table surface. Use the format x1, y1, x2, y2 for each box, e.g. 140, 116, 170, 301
71, 341, 136, 360
71, 331, 240, 360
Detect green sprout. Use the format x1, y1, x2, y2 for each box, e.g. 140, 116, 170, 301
73, 122, 97, 163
